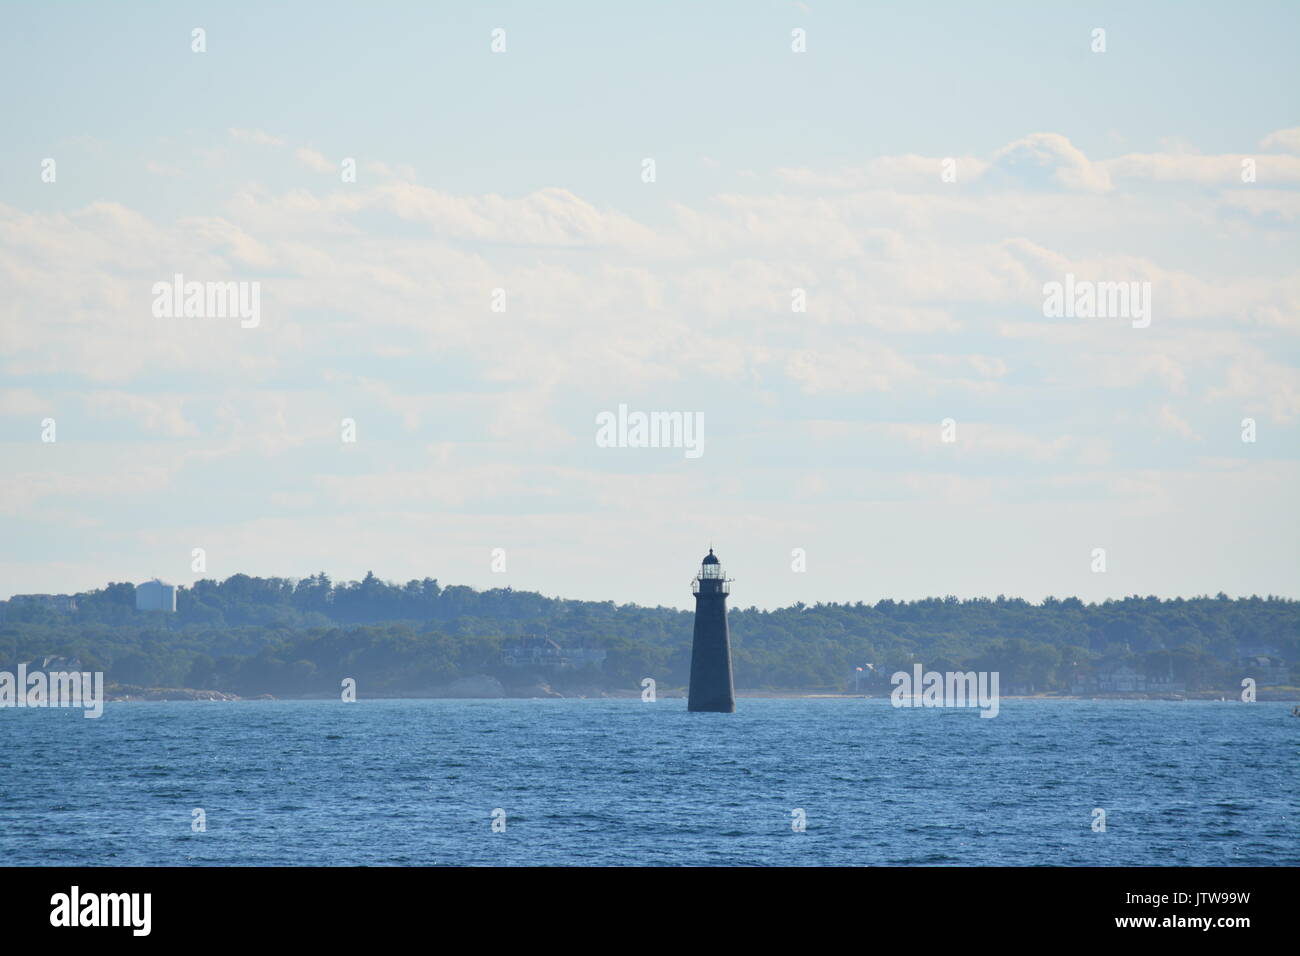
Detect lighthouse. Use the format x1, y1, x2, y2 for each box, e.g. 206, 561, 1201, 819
688, 548, 736, 712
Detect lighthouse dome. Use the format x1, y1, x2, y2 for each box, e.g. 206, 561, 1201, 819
702, 548, 720, 565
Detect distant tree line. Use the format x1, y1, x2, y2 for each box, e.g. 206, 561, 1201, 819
1, 573, 1295, 696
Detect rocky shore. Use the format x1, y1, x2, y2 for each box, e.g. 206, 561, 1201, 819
108, 685, 244, 702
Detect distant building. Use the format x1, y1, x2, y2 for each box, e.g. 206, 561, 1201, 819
23, 655, 84, 672
1098, 662, 1143, 693
1238, 656, 1290, 686
3, 594, 79, 615
501, 636, 606, 670
135, 579, 177, 613
1071, 660, 1185, 695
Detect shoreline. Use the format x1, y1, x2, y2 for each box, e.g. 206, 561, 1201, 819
103, 688, 1300, 703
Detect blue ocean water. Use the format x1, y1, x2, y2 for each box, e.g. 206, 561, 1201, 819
0, 698, 1295, 866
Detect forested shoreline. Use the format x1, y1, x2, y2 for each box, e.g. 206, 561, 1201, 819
2, 573, 1296, 697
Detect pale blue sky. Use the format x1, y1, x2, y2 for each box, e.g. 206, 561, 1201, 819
2, 1, 1297, 608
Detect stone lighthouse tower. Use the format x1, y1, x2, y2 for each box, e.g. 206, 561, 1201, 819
688, 548, 736, 712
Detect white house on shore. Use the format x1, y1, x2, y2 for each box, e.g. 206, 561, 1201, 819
135, 579, 177, 613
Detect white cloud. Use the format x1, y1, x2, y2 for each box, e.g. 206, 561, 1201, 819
987, 133, 1112, 192
1157, 404, 1200, 440
0, 387, 48, 418
1101, 151, 1300, 184
295, 147, 335, 173
146, 161, 182, 177
1260, 127, 1300, 153
784, 343, 918, 394
1, 125, 1295, 595
228, 128, 285, 147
